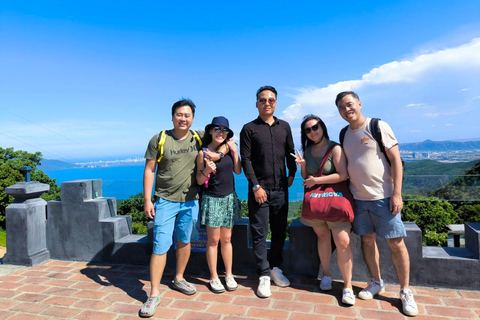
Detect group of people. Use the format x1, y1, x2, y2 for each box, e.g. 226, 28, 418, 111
139, 86, 419, 318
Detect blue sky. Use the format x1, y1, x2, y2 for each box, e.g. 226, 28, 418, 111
1, 1, 480, 162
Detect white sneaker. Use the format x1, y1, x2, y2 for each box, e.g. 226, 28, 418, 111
209, 278, 225, 293
342, 288, 356, 305
270, 267, 290, 287
400, 288, 418, 316
358, 279, 385, 300
257, 276, 272, 298
225, 275, 238, 291
319, 276, 332, 291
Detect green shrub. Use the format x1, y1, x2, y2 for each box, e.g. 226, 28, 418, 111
0, 227, 6, 247
117, 192, 150, 234
423, 230, 448, 247
403, 199, 458, 246
132, 221, 148, 235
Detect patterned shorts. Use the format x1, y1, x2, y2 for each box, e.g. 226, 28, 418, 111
201, 192, 242, 228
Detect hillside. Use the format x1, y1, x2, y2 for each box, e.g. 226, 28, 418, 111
400, 140, 480, 152
432, 161, 480, 200
404, 159, 480, 176
39, 159, 79, 170
403, 159, 480, 198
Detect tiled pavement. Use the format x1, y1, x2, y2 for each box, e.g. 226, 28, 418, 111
0, 258, 479, 320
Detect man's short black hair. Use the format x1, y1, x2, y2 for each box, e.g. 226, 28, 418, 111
171, 98, 196, 116
335, 91, 360, 106
256, 85, 277, 100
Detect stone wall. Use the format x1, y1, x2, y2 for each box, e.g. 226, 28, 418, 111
4, 179, 480, 289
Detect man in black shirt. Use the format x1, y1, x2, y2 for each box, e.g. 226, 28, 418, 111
240, 85, 297, 298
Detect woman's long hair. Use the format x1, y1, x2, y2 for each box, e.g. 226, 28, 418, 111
300, 114, 329, 154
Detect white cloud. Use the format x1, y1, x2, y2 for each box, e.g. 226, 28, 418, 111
406, 103, 427, 108
424, 113, 440, 118
460, 88, 471, 92
445, 123, 454, 127
282, 37, 480, 121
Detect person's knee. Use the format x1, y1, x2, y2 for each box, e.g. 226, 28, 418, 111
207, 237, 220, 247
387, 237, 406, 252
176, 240, 190, 250
361, 233, 376, 246
221, 235, 232, 245
316, 230, 330, 242
335, 237, 350, 252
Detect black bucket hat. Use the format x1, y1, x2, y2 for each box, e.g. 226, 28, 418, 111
205, 116, 234, 139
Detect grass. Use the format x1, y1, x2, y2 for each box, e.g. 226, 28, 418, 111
0, 227, 6, 247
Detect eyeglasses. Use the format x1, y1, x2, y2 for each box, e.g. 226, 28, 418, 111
304, 123, 320, 134
213, 126, 229, 134
257, 98, 276, 104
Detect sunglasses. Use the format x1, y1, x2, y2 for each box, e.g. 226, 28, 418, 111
304, 123, 320, 134
257, 98, 276, 104
213, 126, 229, 134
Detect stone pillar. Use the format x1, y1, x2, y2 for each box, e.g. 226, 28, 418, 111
4, 181, 50, 266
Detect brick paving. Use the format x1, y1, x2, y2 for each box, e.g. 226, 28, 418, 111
0, 259, 479, 320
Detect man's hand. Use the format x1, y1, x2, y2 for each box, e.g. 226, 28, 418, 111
144, 201, 155, 219
389, 194, 403, 215
287, 175, 294, 187
254, 187, 267, 204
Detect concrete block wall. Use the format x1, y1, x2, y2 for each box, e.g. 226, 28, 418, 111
4, 178, 480, 290
46, 179, 133, 262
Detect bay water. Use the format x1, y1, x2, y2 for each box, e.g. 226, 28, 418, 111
44, 164, 306, 201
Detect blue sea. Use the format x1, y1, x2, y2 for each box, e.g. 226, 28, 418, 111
44, 164, 306, 201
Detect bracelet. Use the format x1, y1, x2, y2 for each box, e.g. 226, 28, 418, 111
200, 170, 208, 177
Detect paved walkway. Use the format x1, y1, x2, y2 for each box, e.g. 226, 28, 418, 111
0, 258, 479, 320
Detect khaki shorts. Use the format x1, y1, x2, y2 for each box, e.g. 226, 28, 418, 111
300, 217, 351, 230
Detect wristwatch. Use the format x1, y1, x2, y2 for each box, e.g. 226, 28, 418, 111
218, 151, 224, 158
253, 185, 261, 191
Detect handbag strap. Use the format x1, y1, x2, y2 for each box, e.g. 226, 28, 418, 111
315, 143, 338, 177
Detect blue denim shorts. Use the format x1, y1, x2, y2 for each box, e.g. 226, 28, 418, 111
352, 198, 406, 238
153, 198, 199, 255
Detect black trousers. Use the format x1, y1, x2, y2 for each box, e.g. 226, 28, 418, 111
248, 188, 288, 277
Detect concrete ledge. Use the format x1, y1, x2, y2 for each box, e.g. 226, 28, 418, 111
465, 222, 480, 259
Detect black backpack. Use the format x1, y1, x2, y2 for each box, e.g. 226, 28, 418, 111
339, 118, 404, 179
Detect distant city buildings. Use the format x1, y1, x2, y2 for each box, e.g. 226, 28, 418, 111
401, 150, 480, 162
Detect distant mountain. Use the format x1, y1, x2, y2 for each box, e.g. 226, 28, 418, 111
39, 159, 79, 171
400, 140, 480, 152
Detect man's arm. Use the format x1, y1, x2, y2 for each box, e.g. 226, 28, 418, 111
240, 126, 258, 187
240, 126, 266, 203
143, 159, 156, 219
285, 123, 297, 187
385, 144, 403, 215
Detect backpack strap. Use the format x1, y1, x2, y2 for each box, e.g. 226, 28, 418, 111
369, 118, 391, 166
157, 130, 202, 163
370, 118, 405, 179
190, 130, 202, 148
339, 125, 348, 146
156, 130, 167, 163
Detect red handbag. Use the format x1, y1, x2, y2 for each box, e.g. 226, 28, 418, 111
301, 144, 354, 222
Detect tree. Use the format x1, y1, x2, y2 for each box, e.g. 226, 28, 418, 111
0, 148, 61, 227
117, 192, 149, 234
403, 199, 458, 246
0, 164, 24, 227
